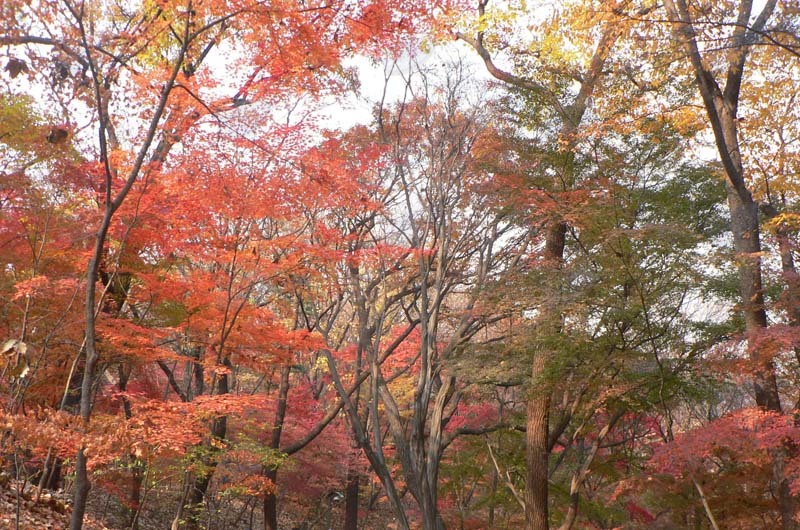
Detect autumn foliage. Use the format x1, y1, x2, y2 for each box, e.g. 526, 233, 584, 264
2, 1, 800, 530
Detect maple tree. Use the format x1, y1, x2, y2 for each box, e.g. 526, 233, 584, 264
455, 1, 673, 528
1, 1, 457, 529
306, 59, 519, 530
653, 1, 800, 528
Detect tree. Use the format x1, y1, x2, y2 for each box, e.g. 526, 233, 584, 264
5, 2, 799, 528
455, 1, 659, 528
1, 1, 452, 528
309, 59, 519, 530
658, 0, 799, 526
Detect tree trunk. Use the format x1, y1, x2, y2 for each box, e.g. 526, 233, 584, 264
70, 221, 108, 530
263, 468, 279, 530
45, 457, 62, 491
525, 369, 550, 530
69, 449, 91, 530
661, 1, 790, 525
418, 484, 446, 530
726, 184, 782, 411
344, 467, 359, 530
263, 365, 290, 530
525, 220, 567, 530
181, 368, 229, 530
116, 364, 145, 529
324, 350, 411, 530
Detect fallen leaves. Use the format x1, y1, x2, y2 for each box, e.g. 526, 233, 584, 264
0, 481, 110, 530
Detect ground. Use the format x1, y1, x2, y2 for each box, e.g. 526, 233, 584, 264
0, 480, 404, 530
0, 483, 108, 530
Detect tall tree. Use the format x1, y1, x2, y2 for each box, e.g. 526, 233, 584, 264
661, 0, 781, 412
316, 60, 518, 530
456, 2, 654, 528
1, 1, 449, 528
658, 1, 798, 527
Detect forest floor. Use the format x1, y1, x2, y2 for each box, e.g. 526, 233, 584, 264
0, 481, 109, 530
0, 479, 402, 530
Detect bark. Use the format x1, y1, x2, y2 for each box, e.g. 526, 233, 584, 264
67, 7, 192, 527
261, 360, 376, 530
324, 350, 411, 530
263, 468, 279, 530
525, 386, 550, 530
70, 449, 91, 530
692, 478, 720, 530
726, 183, 782, 411
662, 0, 782, 411
264, 365, 290, 530
765, 205, 800, 408
181, 368, 229, 530
343, 467, 360, 530
35, 448, 61, 503
556, 411, 623, 530
343, 366, 363, 530
36, 450, 61, 496
525, 222, 566, 530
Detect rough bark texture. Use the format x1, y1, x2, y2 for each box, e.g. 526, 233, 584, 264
525, 382, 550, 530
525, 221, 566, 530
662, 0, 781, 411
726, 184, 782, 411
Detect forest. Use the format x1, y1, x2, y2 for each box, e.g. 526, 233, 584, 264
1, 1, 799, 529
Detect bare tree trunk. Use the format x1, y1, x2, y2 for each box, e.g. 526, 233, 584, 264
70, 449, 91, 530
324, 350, 412, 530
525, 220, 566, 530
344, 467, 360, 530
525, 389, 550, 530
343, 397, 364, 530
769, 212, 800, 528
264, 365, 290, 530
726, 184, 782, 411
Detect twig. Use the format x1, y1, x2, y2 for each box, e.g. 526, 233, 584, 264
485, 440, 525, 511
